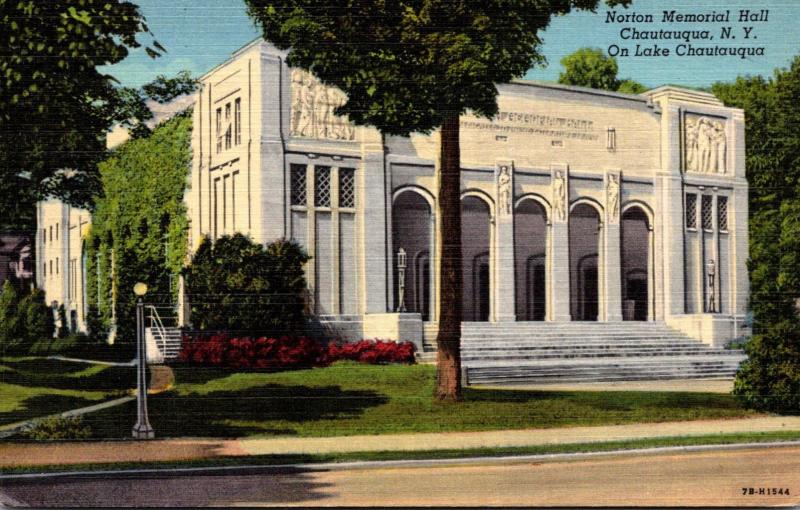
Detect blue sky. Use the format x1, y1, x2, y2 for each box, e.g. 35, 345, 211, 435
105, 0, 799, 89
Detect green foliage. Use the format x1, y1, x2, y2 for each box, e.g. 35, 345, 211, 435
142, 70, 198, 104
21, 416, 92, 441
558, 47, 646, 93
18, 289, 55, 344
114, 71, 199, 139
246, 0, 631, 136
86, 112, 192, 343
0, 281, 22, 353
0, 0, 164, 226
56, 304, 70, 338
184, 234, 310, 335
713, 56, 800, 413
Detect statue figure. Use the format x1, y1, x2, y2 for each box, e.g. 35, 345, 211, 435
607, 173, 619, 219
295, 71, 314, 137
498, 166, 512, 215
697, 117, 712, 173
685, 117, 699, 172
712, 120, 727, 174
314, 84, 330, 138
553, 170, 566, 221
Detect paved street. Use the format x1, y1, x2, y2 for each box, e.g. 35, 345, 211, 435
2, 445, 799, 507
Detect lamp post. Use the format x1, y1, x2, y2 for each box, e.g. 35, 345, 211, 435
132, 282, 154, 439
396, 248, 407, 313
706, 259, 716, 314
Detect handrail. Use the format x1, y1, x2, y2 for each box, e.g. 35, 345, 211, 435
147, 305, 168, 355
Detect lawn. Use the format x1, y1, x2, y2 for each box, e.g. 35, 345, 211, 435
0, 357, 135, 426
85, 362, 759, 439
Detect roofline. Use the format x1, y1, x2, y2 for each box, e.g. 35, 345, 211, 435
505, 78, 651, 104
198, 38, 276, 82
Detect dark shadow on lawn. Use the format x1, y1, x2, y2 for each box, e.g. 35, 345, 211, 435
464, 387, 742, 411
0, 394, 104, 427
0, 363, 135, 392
85, 383, 389, 439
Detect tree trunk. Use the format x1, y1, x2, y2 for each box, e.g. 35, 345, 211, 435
435, 113, 463, 402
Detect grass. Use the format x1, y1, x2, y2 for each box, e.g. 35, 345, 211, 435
0, 357, 135, 426
2, 430, 799, 475
83, 361, 758, 439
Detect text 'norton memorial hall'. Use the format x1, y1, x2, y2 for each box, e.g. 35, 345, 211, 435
183, 39, 750, 381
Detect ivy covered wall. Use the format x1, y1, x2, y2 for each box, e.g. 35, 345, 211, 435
86, 110, 191, 343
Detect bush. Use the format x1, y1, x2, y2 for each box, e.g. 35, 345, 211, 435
18, 288, 54, 344
179, 334, 416, 370
734, 320, 800, 413
0, 281, 22, 353
20, 416, 92, 441
56, 304, 70, 338
184, 234, 310, 335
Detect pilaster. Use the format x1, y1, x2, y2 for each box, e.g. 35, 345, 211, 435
550, 163, 571, 322
361, 130, 388, 314
494, 161, 515, 321
603, 170, 622, 321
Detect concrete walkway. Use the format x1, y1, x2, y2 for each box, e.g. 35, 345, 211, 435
476, 378, 735, 394
2, 415, 800, 469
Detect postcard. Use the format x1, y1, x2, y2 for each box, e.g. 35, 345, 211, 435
0, 0, 798, 506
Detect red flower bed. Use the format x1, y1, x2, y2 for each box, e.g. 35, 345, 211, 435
178, 334, 415, 369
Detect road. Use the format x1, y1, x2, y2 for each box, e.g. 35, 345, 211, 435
2, 445, 799, 507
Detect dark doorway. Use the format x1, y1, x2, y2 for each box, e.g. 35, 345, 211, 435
621, 206, 650, 321
392, 191, 432, 318
514, 199, 547, 321
570, 203, 600, 321
462, 196, 491, 322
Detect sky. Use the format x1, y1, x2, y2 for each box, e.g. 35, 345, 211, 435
104, 0, 800, 90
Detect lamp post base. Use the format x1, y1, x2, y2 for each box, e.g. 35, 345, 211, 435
132, 423, 155, 440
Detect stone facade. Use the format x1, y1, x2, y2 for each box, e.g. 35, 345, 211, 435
186, 40, 749, 349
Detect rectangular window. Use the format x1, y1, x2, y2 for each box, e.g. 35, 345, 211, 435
314, 166, 331, 207
231, 171, 238, 231
234, 98, 241, 146
224, 103, 232, 149
55, 223, 58, 240
49, 226, 52, 242
339, 168, 355, 208
216, 108, 222, 153
49, 260, 52, 277
43, 261, 46, 277
42, 229, 46, 244
290, 164, 307, 206
222, 173, 229, 234
685, 193, 697, 229
55, 257, 59, 275
718, 196, 728, 231
213, 177, 221, 238
701, 194, 713, 230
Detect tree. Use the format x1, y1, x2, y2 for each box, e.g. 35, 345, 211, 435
0, 0, 164, 229
558, 47, 646, 93
712, 58, 800, 413
0, 281, 21, 353
245, 0, 630, 401
18, 288, 55, 344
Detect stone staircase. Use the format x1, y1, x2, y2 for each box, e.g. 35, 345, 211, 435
426, 322, 746, 384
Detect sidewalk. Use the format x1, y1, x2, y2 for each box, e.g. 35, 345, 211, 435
2, 415, 799, 469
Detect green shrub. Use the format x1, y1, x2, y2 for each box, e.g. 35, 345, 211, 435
184, 234, 310, 335
56, 304, 70, 338
18, 288, 54, 343
0, 281, 22, 354
20, 416, 92, 441
734, 320, 800, 414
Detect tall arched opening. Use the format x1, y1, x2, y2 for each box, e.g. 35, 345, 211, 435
570, 203, 600, 321
514, 198, 547, 321
392, 190, 433, 320
462, 195, 491, 322
621, 206, 651, 321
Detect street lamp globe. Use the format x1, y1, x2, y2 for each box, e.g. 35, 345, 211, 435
133, 282, 148, 297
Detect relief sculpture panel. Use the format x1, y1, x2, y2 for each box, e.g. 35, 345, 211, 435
685, 115, 727, 174
291, 69, 356, 141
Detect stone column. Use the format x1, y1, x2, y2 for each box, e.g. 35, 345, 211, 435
603, 171, 622, 322
550, 164, 571, 322
360, 130, 389, 314
494, 161, 515, 322
729, 110, 749, 317
656, 104, 686, 318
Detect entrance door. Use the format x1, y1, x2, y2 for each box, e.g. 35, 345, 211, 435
474, 254, 490, 322
569, 203, 600, 321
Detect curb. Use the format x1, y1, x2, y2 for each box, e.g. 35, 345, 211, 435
48, 356, 135, 367
2, 440, 799, 481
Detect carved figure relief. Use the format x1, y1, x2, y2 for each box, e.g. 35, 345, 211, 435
552, 169, 567, 222
686, 116, 726, 174
497, 166, 512, 216
290, 69, 355, 141
606, 173, 620, 222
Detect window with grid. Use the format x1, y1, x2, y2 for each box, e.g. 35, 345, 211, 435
701, 194, 713, 230
339, 168, 355, 208
685, 193, 697, 229
315, 166, 331, 207
224, 103, 232, 149
290, 164, 307, 206
718, 196, 728, 231
234, 98, 241, 146
216, 108, 222, 153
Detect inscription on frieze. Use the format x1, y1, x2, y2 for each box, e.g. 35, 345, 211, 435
462, 110, 599, 142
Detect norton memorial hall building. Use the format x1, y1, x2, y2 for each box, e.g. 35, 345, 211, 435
187, 40, 748, 355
